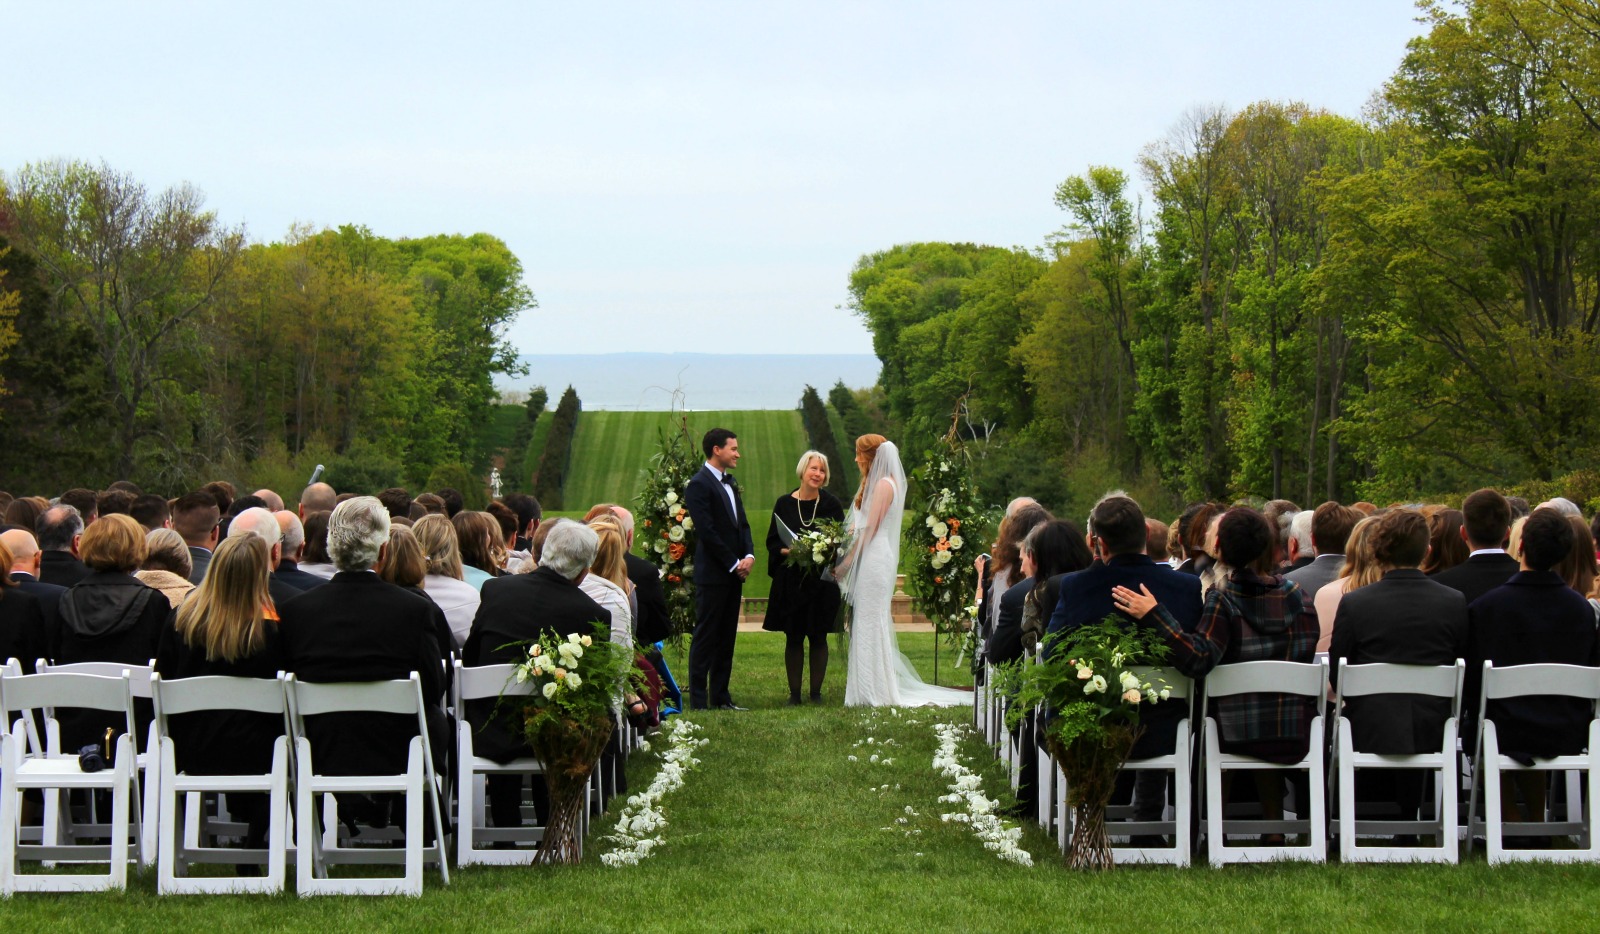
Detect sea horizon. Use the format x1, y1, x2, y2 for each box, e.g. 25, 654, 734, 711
497, 352, 882, 411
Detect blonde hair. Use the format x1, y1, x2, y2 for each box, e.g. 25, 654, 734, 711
795, 450, 830, 485
853, 434, 887, 507
414, 513, 464, 580
587, 516, 630, 591
379, 525, 428, 590
1507, 515, 1528, 562
1336, 516, 1388, 593
80, 513, 147, 573
175, 534, 273, 663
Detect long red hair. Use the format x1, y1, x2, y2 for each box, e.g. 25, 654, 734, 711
853, 434, 887, 507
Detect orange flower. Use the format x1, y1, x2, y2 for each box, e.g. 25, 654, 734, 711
934, 576, 943, 584
668, 542, 687, 561
934, 540, 950, 551
642, 519, 652, 528
948, 518, 961, 530
928, 546, 936, 553
661, 530, 669, 538
667, 574, 681, 583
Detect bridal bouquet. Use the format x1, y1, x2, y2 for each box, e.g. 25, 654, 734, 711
783, 519, 846, 576
904, 446, 991, 646
998, 616, 1173, 870
499, 622, 635, 863
636, 421, 700, 639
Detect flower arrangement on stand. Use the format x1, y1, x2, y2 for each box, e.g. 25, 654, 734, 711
497, 622, 635, 864
904, 445, 992, 648
783, 519, 847, 576
999, 616, 1173, 870
636, 420, 700, 639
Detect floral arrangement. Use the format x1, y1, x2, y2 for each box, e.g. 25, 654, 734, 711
903, 446, 992, 646
783, 518, 846, 576
997, 615, 1173, 870
636, 421, 701, 639
499, 622, 635, 864
600, 719, 706, 867
932, 722, 1033, 866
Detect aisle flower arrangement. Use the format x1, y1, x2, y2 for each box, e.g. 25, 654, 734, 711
931, 722, 1033, 866
783, 519, 847, 576
999, 616, 1173, 870
904, 446, 992, 647
636, 421, 701, 639
600, 719, 707, 867
498, 622, 634, 864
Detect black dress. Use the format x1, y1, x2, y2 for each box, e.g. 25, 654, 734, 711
762, 489, 845, 639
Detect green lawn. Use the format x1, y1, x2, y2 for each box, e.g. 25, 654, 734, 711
10, 634, 1600, 931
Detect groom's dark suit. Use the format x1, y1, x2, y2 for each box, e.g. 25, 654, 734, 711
684, 463, 755, 708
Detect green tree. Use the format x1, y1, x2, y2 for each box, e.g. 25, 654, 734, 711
798, 385, 850, 501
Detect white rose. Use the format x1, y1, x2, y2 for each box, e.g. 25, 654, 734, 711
948, 535, 963, 551
581, 635, 593, 647
654, 540, 667, 553
682, 517, 693, 531
926, 514, 937, 527
542, 682, 558, 699
931, 521, 949, 539
566, 673, 583, 690
669, 526, 685, 542
515, 667, 530, 683
664, 491, 678, 505
1120, 671, 1139, 691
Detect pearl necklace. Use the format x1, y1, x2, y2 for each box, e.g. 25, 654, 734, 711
796, 489, 821, 527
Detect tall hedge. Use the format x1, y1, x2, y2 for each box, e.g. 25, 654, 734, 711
533, 385, 581, 510
508, 384, 549, 492
799, 385, 851, 502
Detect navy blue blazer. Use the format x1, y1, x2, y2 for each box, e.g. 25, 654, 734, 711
684, 464, 754, 588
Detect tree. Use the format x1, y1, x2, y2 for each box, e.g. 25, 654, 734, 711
798, 385, 850, 501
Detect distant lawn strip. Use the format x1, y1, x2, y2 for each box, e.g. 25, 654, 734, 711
12, 634, 1600, 933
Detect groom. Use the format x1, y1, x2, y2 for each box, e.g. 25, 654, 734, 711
684, 427, 755, 710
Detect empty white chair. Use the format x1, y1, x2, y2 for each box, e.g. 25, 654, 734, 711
454, 660, 546, 866
1332, 659, 1464, 863
151, 673, 292, 893
1107, 667, 1194, 866
288, 672, 449, 896
0, 671, 137, 894
1201, 659, 1328, 865
1468, 661, 1600, 864
36, 659, 160, 867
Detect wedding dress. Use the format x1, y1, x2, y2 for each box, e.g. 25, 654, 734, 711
840, 441, 969, 708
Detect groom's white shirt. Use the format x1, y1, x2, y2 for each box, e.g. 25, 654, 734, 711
704, 462, 754, 572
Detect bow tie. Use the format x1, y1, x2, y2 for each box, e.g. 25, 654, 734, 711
720, 474, 734, 487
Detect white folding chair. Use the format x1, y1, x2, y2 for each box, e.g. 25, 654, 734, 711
1201, 659, 1328, 865
454, 660, 547, 866
1107, 667, 1193, 866
1468, 662, 1600, 864
151, 673, 292, 893
0, 671, 137, 893
36, 659, 160, 867
288, 672, 449, 896
1332, 659, 1463, 863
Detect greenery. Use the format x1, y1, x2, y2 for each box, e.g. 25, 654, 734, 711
903, 444, 993, 644
9, 633, 1600, 929
849, 0, 1600, 514
533, 386, 581, 509
635, 420, 703, 639
798, 384, 851, 502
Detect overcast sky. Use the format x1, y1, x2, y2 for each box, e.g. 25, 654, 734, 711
2, 1, 1425, 355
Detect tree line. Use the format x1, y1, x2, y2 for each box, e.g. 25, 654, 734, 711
0, 160, 532, 494
851, 0, 1600, 517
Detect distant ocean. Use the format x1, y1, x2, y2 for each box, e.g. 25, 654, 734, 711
498, 353, 882, 410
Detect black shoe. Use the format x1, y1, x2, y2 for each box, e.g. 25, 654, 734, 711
715, 702, 748, 711
786, 696, 802, 707
809, 693, 824, 704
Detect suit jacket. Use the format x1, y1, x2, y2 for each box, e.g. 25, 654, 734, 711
0, 586, 48, 674
1046, 554, 1204, 757
1284, 553, 1345, 603
1330, 568, 1468, 754
1431, 551, 1520, 607
625, 552, 669, 644
154, 618, 288, 776
39, 550, 90, 589
274, 559, 327, 593
1466, 571, 1600, 758
987, 576, 1032, 665
10, 572, 65, 664
186, 546, 213, 586
277, 571, 446, 777
463, 566, 612, 763
684, 465, 754, 588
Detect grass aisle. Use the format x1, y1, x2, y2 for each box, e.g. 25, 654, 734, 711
10, 635, 1600, 931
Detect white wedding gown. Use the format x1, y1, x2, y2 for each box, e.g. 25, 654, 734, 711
842, 459, 969, 708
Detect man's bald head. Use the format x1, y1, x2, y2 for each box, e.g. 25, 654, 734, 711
2, 528, 40, 576
611, 505, 636, 546
229, 506, 283, 565
299, 482, 336, 517
253, 489, 285, 512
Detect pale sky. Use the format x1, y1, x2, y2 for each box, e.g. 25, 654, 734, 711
2, 1, 1425, 355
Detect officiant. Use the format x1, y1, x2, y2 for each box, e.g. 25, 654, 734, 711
763, 450, 846, 705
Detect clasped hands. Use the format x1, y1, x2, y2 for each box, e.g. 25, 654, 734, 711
735, 555, 754, 580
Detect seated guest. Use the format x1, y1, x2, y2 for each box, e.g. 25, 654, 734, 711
54, 514, 169, 748
502, 492, 543, 558
154, 534, 287, 867
1173, 502, 1221, 577
464, 520, 610, 829
1331, 509, 1467, 828
486, 501, 521, 572
1313, 516, 1384, 653
271, 511, 326, 592
1050, 493, 1204, 826
376, 525, 456, 671
59, 488, 99, 526
203, 481, 236, 516
1014, 521, 1093, 657
581, 517, 634, 651
413, 514, 480, 650
277, 497, 447, 830
1284, 509, 1316, 573
414, 493, 447, 517
1116, 507, 1318, 835
1467, 508, 1600, 839
96, 488, 136, 519
172, 491, 222, 585
1285, 502, 1361, 602
0, 537, 48, 674
36, 504, 91, 588
4, 496, 48, 535
297, 510, 336, 580
377, 487, 413, 521
251, 489, 285, 513
130, 494, 172, 532
1145, 518, 1171, 565
296, 482, 336, 520
1432, 489, 1518, 605
1421, 508, 1469, 575
4, 527, 67, 643
453, 510, 501, 588
1556, 515, 1597, 597
980, 502, 1051, 642
228, 507, 308, 609
136, 528, 197, 609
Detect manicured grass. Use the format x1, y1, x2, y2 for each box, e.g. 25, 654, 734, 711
10, 634, 1600, 931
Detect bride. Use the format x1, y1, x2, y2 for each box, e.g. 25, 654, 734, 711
837, 434, 969, 707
